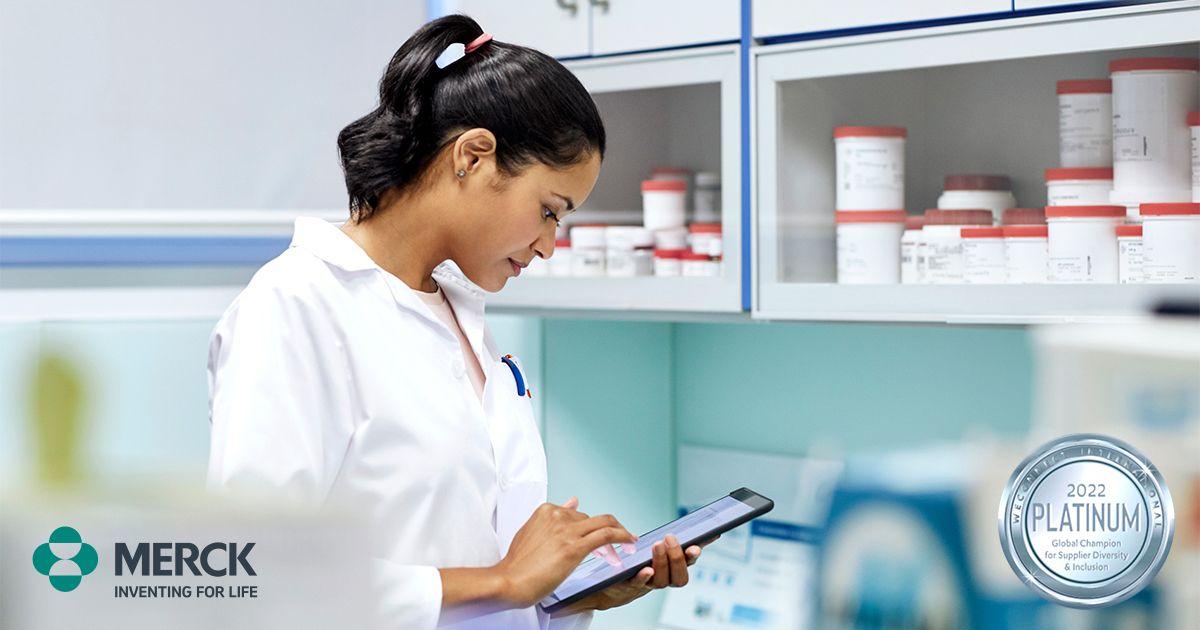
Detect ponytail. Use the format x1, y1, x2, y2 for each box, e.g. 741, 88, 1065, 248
337, 15, 605, 221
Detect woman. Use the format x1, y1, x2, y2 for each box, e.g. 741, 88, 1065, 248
207, 15, 713, 629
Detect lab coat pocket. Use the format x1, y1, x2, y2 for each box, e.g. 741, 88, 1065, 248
487, 357, 548, 487
487, 356, 549, 558
495, 478, 547, 557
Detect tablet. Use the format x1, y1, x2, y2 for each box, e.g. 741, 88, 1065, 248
538, 487, 774, 614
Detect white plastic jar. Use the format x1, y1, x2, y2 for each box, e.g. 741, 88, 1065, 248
681, 252, 719, 277
1190, 111, 1199, 202
651, 166, 691, 216
693, 171, 721, 223
834, 210, 906, 284
1057, 79, 1112, 168
961, 227, 1007, 284
899, 214, 924, 285
688, 222, 722, 257
621, 249, 654, 277
606, 226, 654, 277
1003, 225, 1049, 284
833, 126, 906, 210
1045, 205, 1124, 283
569, 225, 607, 277
642, 179, 687, 230
1045, 168, 1113, 206
653, 249, 684, 277
653, 227, 688, 251
1140, 202, 1200, 283
1110, 57, 1200, 210
937, 174, 1015, 225
604, 226, 635, 250
921, 209, 993, 284
549, 238, 572, 277
628, 228, 655, 277
1116, 223, 1144, 284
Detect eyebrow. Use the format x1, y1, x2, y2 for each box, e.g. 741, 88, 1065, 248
552, 192, 576, 213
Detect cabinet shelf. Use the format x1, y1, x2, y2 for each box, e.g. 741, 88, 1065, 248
752, 284, 1199, 324
490, 275, 733, 313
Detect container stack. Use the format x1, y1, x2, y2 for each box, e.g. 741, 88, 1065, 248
524, 166, 723, 279
833, 126, 908, 284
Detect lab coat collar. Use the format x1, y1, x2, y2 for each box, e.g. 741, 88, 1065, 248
434, 261, 491, 371
290, 217, 377, 273
290, 217, 492, 368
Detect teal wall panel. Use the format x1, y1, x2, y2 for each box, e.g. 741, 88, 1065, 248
541, 318, 677, 630
672, 322, 1034, 457
541, 319, 676, 533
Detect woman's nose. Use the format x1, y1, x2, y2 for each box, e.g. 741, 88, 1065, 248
534, 228, 556, 259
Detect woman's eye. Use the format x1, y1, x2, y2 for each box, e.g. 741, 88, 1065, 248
543, 207, 561, 226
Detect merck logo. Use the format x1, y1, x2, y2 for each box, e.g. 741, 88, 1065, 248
32, 526, 98, 592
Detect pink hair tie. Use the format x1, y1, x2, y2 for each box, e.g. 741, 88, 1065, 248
465, 33, 492, 53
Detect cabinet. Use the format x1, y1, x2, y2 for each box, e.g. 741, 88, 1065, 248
752, 0, 1179, 41
447, 0, 591, 58
590, 0, 739, 55
441, 0, 738, 58
753, 5, 1200, 323
489, 46, 744, 313
753, 0, 1011, 39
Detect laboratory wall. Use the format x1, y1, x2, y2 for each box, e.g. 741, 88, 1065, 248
0, 0, 424, 209
4, 2, 1198, 629
0, 0, 427, 482
0, 314, 1034, 630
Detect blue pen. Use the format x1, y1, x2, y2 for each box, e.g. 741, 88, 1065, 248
500, 354, 530, 398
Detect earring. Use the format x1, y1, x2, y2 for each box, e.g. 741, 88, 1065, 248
456, 169, 466, 178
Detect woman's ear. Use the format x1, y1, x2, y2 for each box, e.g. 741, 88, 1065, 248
453, 128, 497, 178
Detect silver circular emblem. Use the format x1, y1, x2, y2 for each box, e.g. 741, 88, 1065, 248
997, 433, 1174, 608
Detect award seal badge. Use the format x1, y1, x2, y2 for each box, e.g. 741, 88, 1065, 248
998, 433, 1174, 608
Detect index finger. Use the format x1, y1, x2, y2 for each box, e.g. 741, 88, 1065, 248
571, 514, 636, 562
573, 525, 638, 560
568, 513, 633, 538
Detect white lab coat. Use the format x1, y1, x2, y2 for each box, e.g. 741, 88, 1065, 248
207, 217, 592, 629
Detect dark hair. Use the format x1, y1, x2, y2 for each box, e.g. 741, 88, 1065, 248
337, 14, 606, 221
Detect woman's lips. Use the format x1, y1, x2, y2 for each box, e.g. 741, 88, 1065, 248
509, 258, 523, 276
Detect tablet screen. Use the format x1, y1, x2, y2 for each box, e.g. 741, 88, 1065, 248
547, 495, 754, 603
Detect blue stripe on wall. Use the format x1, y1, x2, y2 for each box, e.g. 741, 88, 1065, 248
0, 236, 290, 267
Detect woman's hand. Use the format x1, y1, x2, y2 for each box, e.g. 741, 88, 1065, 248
550, 533, 721, 617
492, 497, 638, 609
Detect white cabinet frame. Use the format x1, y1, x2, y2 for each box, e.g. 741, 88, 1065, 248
752, 4, 1200, 323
